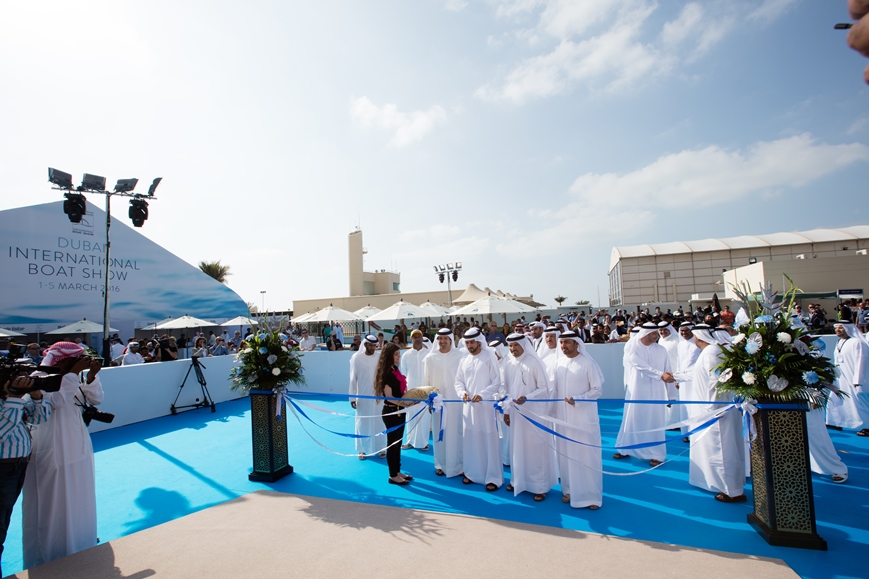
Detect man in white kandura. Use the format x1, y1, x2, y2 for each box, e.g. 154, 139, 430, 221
400, 330, 431, 451
427, 328, 465, 477
614, 322, 674, 467
826, 321, 869, 436
489, 339, 511, 467
689, 324, 746, 503
658, 321, 681, 427
23, 342, 104, 567
348, 335, 382, 459
673, 322, 701, 442
554, 330, 603, 509
455, 327, 503, 491
502, 333, 557, 501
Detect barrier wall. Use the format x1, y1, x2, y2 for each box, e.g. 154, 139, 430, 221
86, 336, 839, 433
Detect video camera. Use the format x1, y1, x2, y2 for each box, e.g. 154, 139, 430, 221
0, 344, 64, 396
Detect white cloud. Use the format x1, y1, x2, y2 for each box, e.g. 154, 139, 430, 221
501, 134, 869, 258
349, 97, 447, 147
445, 0, 468, 12
846, 115, 869, 135
477, 1, 784, 103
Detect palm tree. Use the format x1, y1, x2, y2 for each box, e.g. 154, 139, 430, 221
554, 295, 567, 306
575, 300, 590, 306
199, 260, 231, 284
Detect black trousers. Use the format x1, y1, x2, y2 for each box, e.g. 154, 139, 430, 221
382, 405, 405, 478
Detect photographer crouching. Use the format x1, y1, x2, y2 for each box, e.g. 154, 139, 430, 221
0, 370, 51, 576
22, 342, 106, 568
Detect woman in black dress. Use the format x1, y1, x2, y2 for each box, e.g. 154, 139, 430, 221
374, 343, 412, 485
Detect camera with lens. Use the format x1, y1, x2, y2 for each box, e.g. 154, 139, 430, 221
80, 404, 115, 426
0, 345, 64, 396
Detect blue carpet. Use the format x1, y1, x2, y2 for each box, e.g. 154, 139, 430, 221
4, 397, 867, 578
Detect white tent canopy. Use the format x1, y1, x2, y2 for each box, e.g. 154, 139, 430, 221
221, 315, 258, 327
46, 319, 118, 335
155, 315, 218, 330
418, 301, 450, 316
305, 305, 362, 322
451, 295, 538, 317
292, 312, 316, 323
140, 317, 174, 331
0, 328, 26, 338
365, 300, 428, 322
453, 283, 489, 305
353, 305, 382, 319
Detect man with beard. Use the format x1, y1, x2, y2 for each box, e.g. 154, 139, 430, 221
400, 330, 431, 451
348, 335, 382, 459
426, 329, 464, 477
455, 328, 503, 491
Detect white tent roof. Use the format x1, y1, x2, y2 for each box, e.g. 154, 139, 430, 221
353, 305, 382, 319
610, 225, 869, 271
418, 301, 451, 316
453, 283, 489, 305
304, 305, 363, 322
365, 301, 428, 322
46, 318, 119, 334
451, 295, 538, 317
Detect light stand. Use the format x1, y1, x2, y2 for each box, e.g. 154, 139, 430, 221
49, 169, 162, 364
434, 262, 462, 305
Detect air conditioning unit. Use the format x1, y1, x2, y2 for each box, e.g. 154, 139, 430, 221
795, 254, 806, 260
857, 249, 868, 256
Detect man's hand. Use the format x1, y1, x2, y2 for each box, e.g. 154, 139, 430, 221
462, 392, 470, 401
661, 372, 675, 383
515, 395, 526, 406
471, 394, 482, 403
5, 376, 33, 399
565, 396, 575, 406
504, 414, 511, 426
849, 0, 869, 83
85, 358, 102, 383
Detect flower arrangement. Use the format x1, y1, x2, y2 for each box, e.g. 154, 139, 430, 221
715, 277, 839, 407
229, 316, 305, 394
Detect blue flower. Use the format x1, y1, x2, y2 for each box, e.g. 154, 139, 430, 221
258, 333, 268, 341
802, 371, 819, 385
279, 333, 289, 342
259, 347, 268, 354
812, 339, 826, 353
755, 315, 773, 324
745, 341, 760, 355
765, 353, 777, 365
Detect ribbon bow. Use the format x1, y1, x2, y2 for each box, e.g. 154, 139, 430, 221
274, 386, 287, 419
737, 397, 758, 441
494, 391, 513, 415
427, 392, 445, 442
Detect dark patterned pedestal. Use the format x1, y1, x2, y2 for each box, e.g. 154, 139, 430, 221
748, 402, 826, 550
248, 390, 293, 482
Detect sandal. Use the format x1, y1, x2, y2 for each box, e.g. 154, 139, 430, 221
682, 437, 690, 443
485, 483, 499, 492
714, 493, 747, 503
421, 445, 429, 451
649, 459, 662, 467
587, 504, 600, 510
857, 429, 869, 437
358, 453, 366, 460
462, 476, 473, 485
505, 484, 514, 492
533, 493, 546, 502
613, 452, 629, 460
401, 443, 412, 449
435, 469, 445, 476
379, 452, 387, 458
832, 474, 848, 484
562, 494, 570, 503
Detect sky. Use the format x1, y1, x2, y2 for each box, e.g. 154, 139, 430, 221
2, 1, 868, 312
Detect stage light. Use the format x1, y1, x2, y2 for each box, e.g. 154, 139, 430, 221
114, 178, 138, 193
433, 266, 439, 273
455, 262, 462, 269
63, 192, 87, 223
438, 265, 446, 272
81, 173, 106, 192
48, 168, 73, 189
129, 198, 149, 227
451, 270, 458, 282
439, 273, 445, 283
147, 177, 162, 197
447, 263, 454, 270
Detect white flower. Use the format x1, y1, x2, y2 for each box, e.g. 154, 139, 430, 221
731, 333, 746, 344
272, 367, 281, 376
242, 348, 253, 355
776, 332, 792, 344
247, 374, 257, 383
742, 372, 756, 385
718, 368, 733, 383
281, 346, 288, 353
267, 354, 278, 365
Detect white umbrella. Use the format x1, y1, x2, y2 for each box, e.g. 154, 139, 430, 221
292, 312, 316, 323
46, 318, 118, 335
353, 305, 382, 319
305, 305, 362, 322
140, 316, 174, 331
0, 328, 26, 338
365, 301, 428, 322
155, 315, 218, 330
220, 315, 258, 327
451, 295, 538, 317
418, 301, 450, 316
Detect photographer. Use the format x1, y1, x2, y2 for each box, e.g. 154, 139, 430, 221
22, 342, 104, 567
0, 374, 50, 575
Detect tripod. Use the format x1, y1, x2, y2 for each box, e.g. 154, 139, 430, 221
170, 356, 216, 414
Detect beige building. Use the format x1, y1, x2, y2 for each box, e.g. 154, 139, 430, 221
348, 229, 401, 297
608, 226, 869, 307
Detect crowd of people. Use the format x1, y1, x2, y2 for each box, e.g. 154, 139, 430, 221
345, 305, 867, 510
